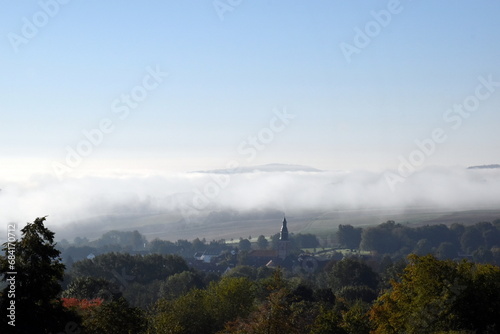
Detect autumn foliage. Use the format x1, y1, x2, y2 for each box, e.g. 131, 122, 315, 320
61, 297, 103, 310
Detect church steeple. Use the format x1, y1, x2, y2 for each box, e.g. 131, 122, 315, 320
280, 216, 288, 241
278, 216, 290, 259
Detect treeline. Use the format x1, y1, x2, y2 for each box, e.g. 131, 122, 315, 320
338, 219, 500, 264
59, 229, 320, 265
2, 217, 500, 333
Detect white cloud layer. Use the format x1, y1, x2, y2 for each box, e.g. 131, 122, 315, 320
1, 166, 500, 231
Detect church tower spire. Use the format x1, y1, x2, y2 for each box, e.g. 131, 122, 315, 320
280, 216, 288, 241
278, 216, 290, 259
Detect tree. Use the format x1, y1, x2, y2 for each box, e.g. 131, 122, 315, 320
340, 300, 372, 334
239, 238, 251, 251
460, 227, 483, 254
96, 230, 147, 250
415, 224, 454, 249
206, 276, 256, 330
71, 252, 189, 285
160, 271, 204, 300
74, 236, 89, 246
148, 238, 178, 254
413, 239, 433, 256
0, 217, 79, 333
150, 290, 212, 334
360, 221, 402, 255
337, 224, 362, 250
311, 307, 346, 334
337, 285, 378, 304
294, 233, 320, 249
483, 228, 500, 248
472, 247, 494, 264
81, 297, 146, 334
224, 265, 258, 280
436, 242, 459, 260
62, 276, 121, 301
220, 288, 316, 334
150, 277, 255, 334
257, 235, 269, 250
370, 254, 500, 333
328, 257, 379, 292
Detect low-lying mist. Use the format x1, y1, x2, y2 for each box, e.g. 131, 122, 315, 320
2, 165, 500, 237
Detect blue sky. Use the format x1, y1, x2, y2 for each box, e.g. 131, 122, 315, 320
1, 0, 500, 180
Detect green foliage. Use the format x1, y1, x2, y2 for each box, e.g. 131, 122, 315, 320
294, 233, 320, 249
310, 306, 347, 334
16, 217, 498, 333
328, 257, 379, 292
340, 301, 372, 334
62, 276, 121, 301
358, 219, 500, 260
337, 224, 362, 250
207, 276, 256, 329
71, 252, 189, 285
0, 217, 79, 333
149, 276, 256, 334
238, 238, 251, 251
159, 271, 204, 300
81, 297, 146, 334
123, 280, 163, 308
220, 288, 317, 334
460, 227, 484, 254
370, 254, 500, 334
256, 235, 269, 249
224, 265, 259, 280
337, 285, 378, 304
148, 238, 177, 254
95, 230, 147, 250
413, 238, 433, 256
436, 242, 460, 260
360, 221, 404, 254
149, 290, 210, 334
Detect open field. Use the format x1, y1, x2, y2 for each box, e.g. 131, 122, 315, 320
54, 207, 500, 243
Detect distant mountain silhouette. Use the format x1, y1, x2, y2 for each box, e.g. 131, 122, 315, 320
467, 164, 500, 170
192, 163, 323, 174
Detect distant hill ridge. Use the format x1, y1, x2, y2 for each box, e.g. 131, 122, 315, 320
467, 164, 500, 170
192, 163, 323, 174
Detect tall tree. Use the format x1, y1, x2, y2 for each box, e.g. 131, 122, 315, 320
256, 235, 269, 250
370, 254, 500, 333
337, 225, 362, 250
239, 238, 252, 251
360, 221, 402, 255
0, 217, 79, 333
81, 297, 146, 334
328, 257, 379, 292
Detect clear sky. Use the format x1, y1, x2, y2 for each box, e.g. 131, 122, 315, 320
1, 0, 500, 180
